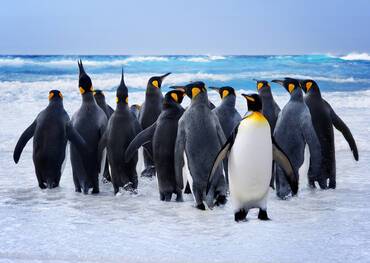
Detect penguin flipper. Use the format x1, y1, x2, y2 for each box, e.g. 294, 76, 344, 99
125, 122, 156, 162
301, 113, 322, 182
174, 120, 186, 190
13, 120, 36, 163
66, 122, 90, 167
206, 124, 239, 194
272, 138, 298, 195
97, 130, 108, 173
328, 102, 359, 161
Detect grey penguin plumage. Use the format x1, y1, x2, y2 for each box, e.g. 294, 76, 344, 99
272, 78, 323, 199
98, 69, 141, 194
70, 60, 108, 194
174, 82, 227, 210
125, 89, 186, 201
207, 93, 298, 222
138, 72, 171, 177
14, 90, 88, 189
299, 79, 358, 189
209, 86, 242, 186
130, 104, 141, 119
255, 80, 281, 189
93, 89, 114, 182
94, 90, 114, 119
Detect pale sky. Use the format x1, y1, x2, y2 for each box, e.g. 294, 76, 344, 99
1, 0, 369, 55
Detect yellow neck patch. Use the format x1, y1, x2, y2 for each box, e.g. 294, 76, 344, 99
152, 80, 159, 88
306, 82, 313, 91
171, 93, 178, 102
79, 87, 85, 94
58, 92, 63, 99
242, 112, 267, 124
125, 97, 128, 104
48, 92, 54, 100
116, 97, 119, 103
288, 84, 295, 93
221, 90, 229, 98
257, 82, 263, 90
192, 87, 201, 99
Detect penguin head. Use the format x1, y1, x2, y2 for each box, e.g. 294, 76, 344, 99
78, 60, 93, 94
48, 90, 63, 101
254, 79, 270, 92
116, 68, 129, 104
183, 81, 207, 100
242, 93, 262, 112
209, 86, 235, 99
93, 90, 106, 102
148, 72, 171, 89
164, 89, 186, 106
298, 79, 319, 94
271, 78, 301, 94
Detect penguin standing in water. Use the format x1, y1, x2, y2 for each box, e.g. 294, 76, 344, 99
14, 90, 87, 189
209, 86, 241, 184
174, 82, 227, 210
94, 89, 114, 182
125, 89, 186, 201
299, 79, 358, 189
272, 78, 323, 199
255, 80, 281, 188
207, 94, 298, 222
70, 60, 108, 194
98, 70, 141, 194
139, 73, 171, 177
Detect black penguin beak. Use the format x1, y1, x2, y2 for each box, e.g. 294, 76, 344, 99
169, 86, 186, 92
78, 59, 87, 77
271, 79, 284, 86
296, 79, 307, 92
160, 72, 171, 81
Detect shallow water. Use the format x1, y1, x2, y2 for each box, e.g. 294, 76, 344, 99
0, 55, 369, 262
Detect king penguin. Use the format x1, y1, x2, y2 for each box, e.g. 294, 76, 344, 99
255, 79, 281, 189
174, 82, 227, 210
207, 93, 298, 222
70, 60, 108, 194
299, 79, 358, 188
94, 90, 114, 119
94, 89, 114, 182
98, 69, 141, 194
272, 78, 323, 199
14, 90, 88, 189
125, 89, 186, 201
139, 72, 171, 177
209, 86, 242, 185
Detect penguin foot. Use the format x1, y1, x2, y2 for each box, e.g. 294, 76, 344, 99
102, 177, 110, 184
328, 179, 336, 189
196, 203, 206, 210
234, 209, 247, 222
123, 182, 138, 194
318, 179, 328, 190
92, 188, 99, 194
141, 166, 156, 178
75, 187, 82, 193
39, 183, 47, 189
258, 209, 270, 221
176, 193, 184, 202
215, 195, 227, 206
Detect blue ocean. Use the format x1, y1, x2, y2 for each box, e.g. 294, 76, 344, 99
0, 54, 369, 262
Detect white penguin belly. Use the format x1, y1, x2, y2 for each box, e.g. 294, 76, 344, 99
228, 119, 272, 209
